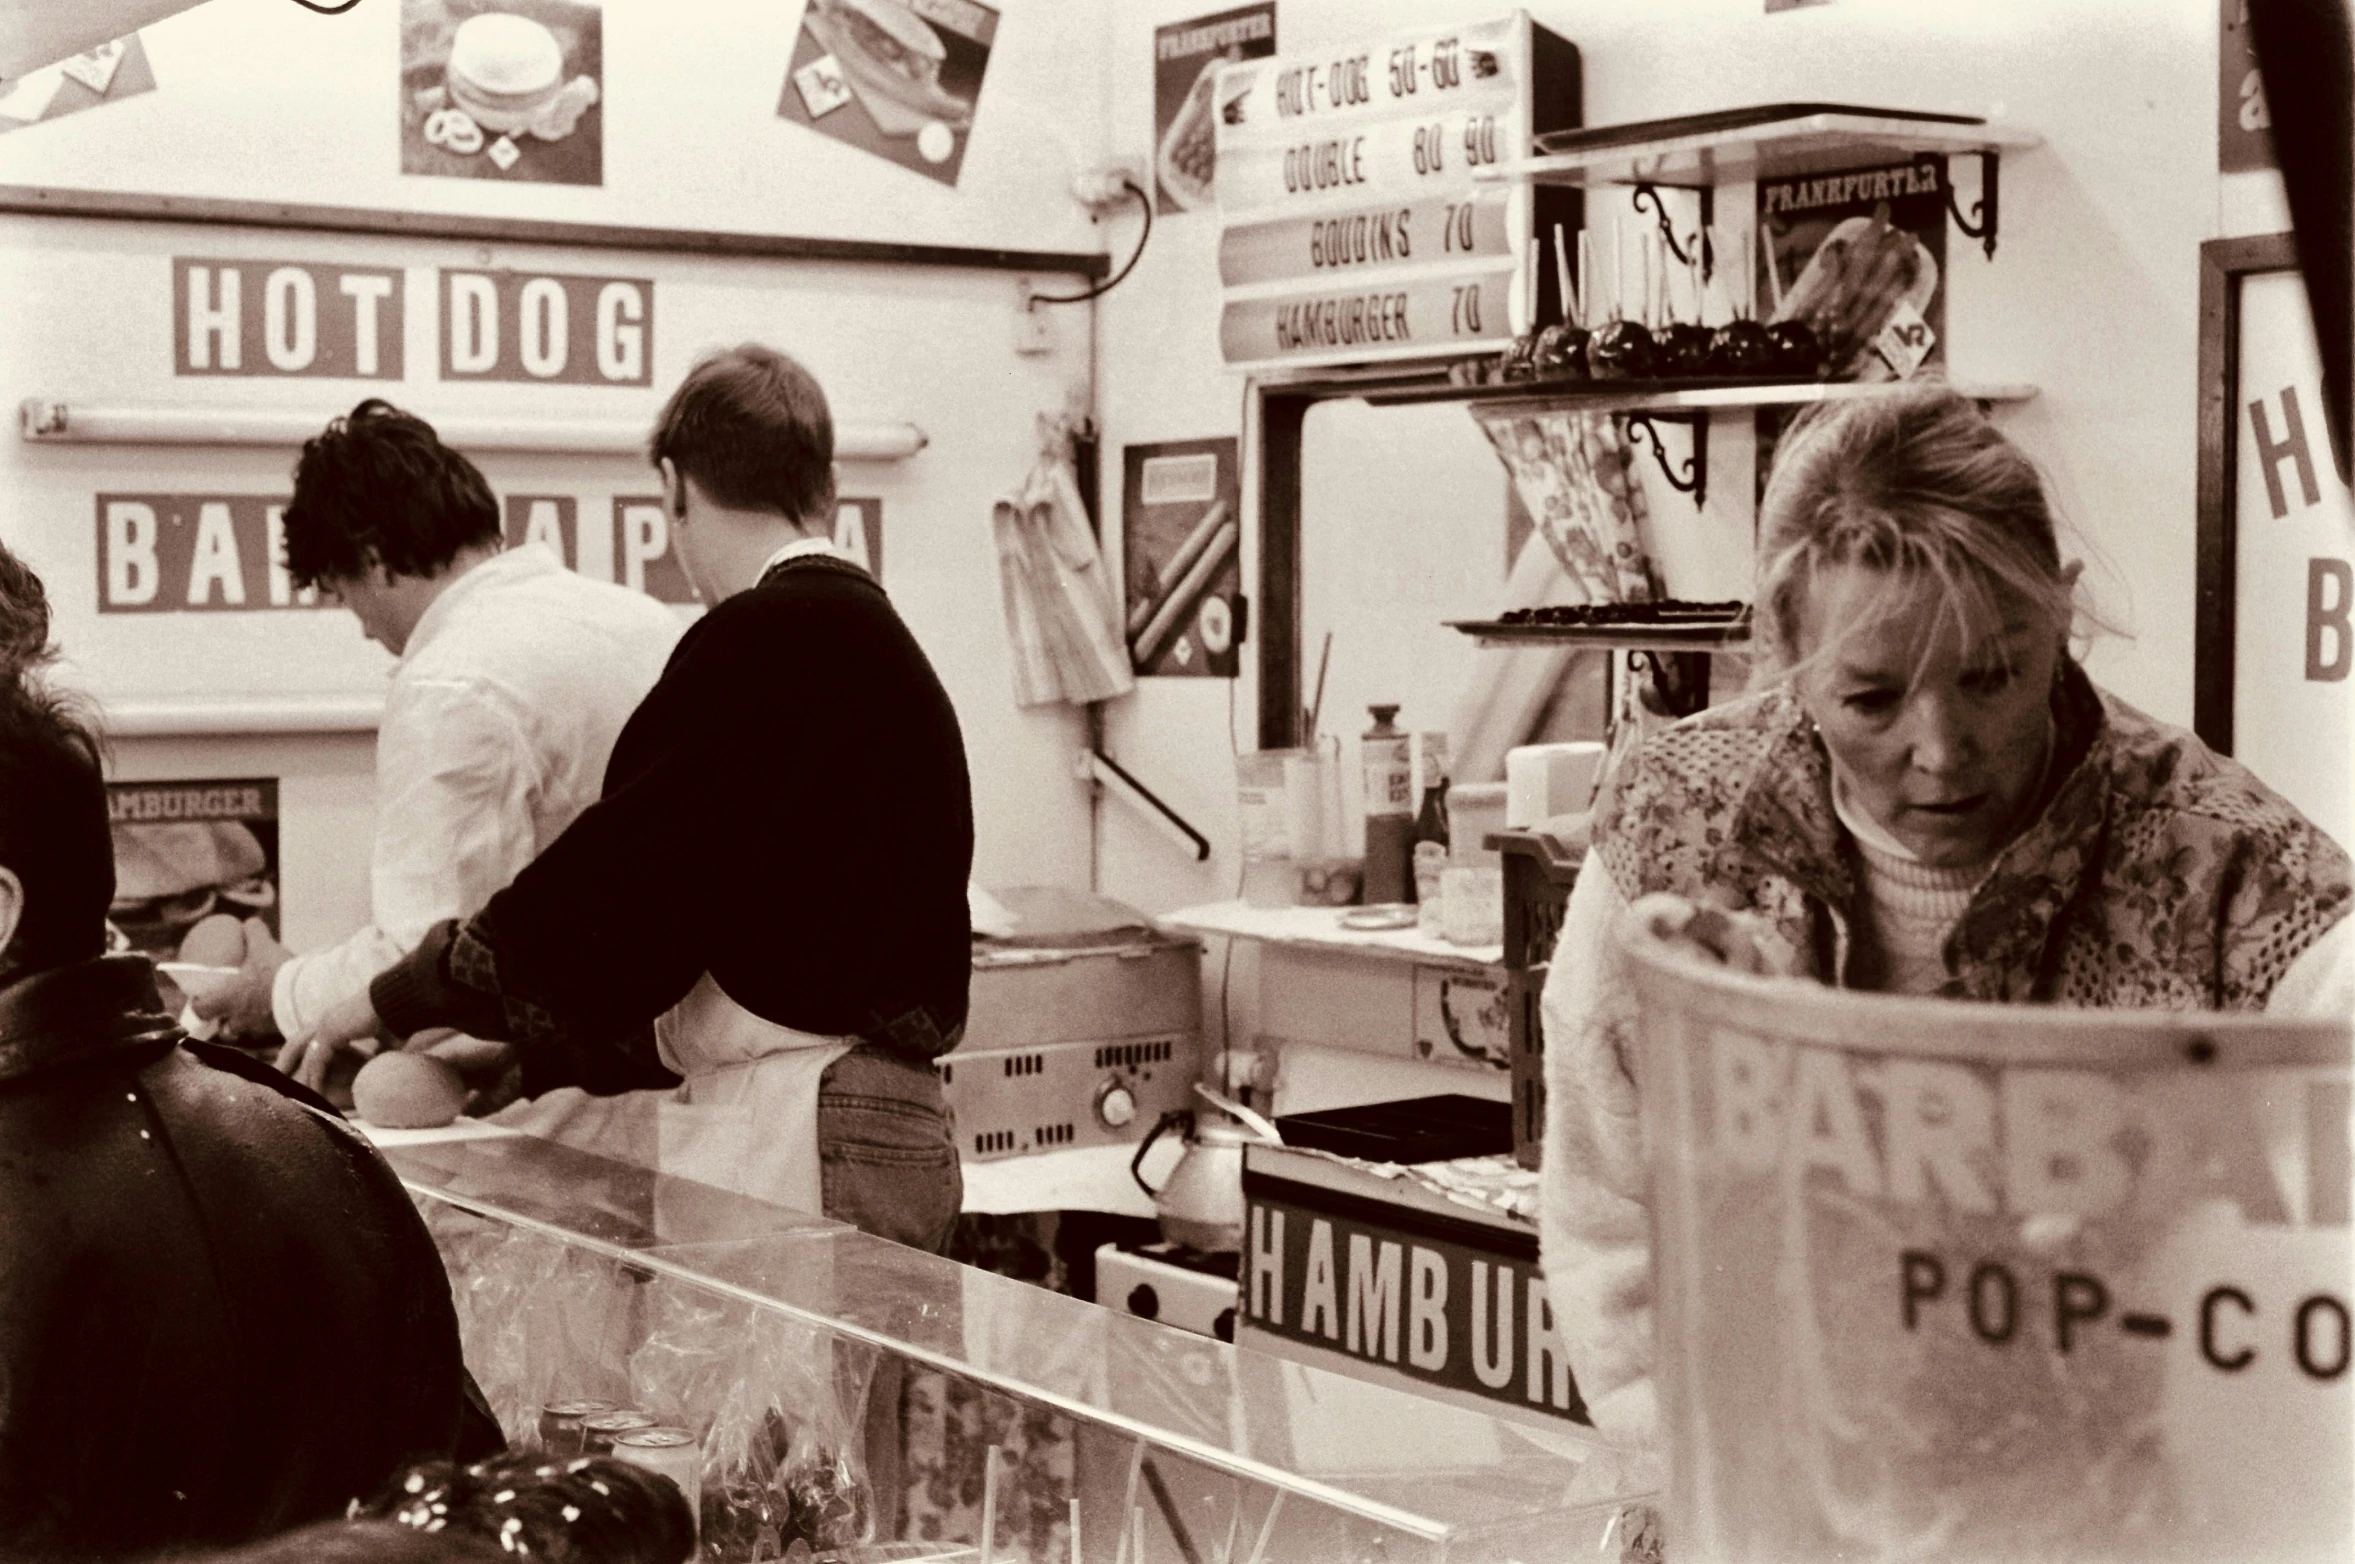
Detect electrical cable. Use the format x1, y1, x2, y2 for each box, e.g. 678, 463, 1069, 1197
1030, 180, 1151, 305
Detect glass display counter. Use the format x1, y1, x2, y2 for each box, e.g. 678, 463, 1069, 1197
386, 1134, 1658, 1564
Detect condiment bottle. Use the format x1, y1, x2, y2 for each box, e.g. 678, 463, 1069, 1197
1361, 705, 1414, 904
1412, 743, 1451, 922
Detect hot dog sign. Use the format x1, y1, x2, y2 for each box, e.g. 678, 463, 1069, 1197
1629, 940, 2351, 1564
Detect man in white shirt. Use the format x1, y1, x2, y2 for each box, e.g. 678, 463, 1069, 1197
196, 400, 681, 1064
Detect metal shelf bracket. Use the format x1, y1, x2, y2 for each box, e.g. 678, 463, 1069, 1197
1946, 150, 2001, 260
1620, 410, 1709, 510
1629, 182, 1714, 281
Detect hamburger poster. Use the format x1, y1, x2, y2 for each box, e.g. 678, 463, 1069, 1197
106, 780, 280, 1014
1151, 4, 1275, 216
779, 0, 994, 186
401, 0, 603, 186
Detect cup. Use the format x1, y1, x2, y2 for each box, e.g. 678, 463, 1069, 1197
1440, 864, 1503, 946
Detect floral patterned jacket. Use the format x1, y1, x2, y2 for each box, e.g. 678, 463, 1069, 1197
1537, 662, 2350, 1442
1592, 660, 2349, 1007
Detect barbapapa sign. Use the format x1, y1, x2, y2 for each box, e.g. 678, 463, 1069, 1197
1633, 948, 2350, 1562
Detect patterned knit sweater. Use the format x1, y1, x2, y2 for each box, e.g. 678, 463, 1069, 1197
1535, 662, 2351, 1440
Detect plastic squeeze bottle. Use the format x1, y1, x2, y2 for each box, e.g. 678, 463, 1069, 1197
1361, 705, 1414, 904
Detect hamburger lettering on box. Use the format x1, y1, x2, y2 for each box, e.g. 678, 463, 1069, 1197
778, 0, 997, 186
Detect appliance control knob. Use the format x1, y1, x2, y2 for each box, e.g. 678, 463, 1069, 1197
1098, 1083, 1137, 1128
1127, 1283, 1160, 1319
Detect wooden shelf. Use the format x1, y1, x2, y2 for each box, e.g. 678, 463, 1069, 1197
1447, 617, 1752, 653
1159, 901, 1502, 973
1479, 110, 2041, 191
1365, 375, 2039, 412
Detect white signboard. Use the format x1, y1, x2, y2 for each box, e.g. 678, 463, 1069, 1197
2233, 270, 2353, 847
1213, 13, 1567, 372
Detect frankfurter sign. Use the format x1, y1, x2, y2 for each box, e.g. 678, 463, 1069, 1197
1211, 12, 1579, 371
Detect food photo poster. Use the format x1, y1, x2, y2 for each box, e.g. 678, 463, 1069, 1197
1151, 3, 1275, 215
1123, 438, 1242, 678
0, 33, 156, 134
779, 0, 996, 186
106, 779, 281, 1015
401, 0, 604, 185
1757, 155, 1949, 383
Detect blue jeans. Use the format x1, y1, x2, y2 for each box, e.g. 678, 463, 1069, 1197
816, 1044, 961, 1253
817, 1045, 961, 1541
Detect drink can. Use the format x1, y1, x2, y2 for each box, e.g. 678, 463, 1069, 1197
579, 1410, 657, 1454
611, 1427, 701, 1540
538, 1399, 616, 1456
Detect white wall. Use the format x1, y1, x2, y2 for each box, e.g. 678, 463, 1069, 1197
0, 0, 1116, 957
0, 0, 1110, 258
1092, 0, 2288, 936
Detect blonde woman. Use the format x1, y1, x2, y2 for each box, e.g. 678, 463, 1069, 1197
1538, 384, 2352, 1442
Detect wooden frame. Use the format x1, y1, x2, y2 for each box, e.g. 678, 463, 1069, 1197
0, 183, 1110, 278
2194, 231, 2301, 752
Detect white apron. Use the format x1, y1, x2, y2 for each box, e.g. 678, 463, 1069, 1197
488, 972, 850, 1217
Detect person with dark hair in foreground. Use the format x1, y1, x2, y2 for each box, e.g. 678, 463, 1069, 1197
172, 1454, 693, 1564
0, 536, 54, 678
194, 400, 680, 1095
0, 667, 495, 1560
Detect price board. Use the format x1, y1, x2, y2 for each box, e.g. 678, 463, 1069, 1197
1212, 13, 1580, 372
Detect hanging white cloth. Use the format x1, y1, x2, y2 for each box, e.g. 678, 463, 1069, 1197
991, 430, 1134, 708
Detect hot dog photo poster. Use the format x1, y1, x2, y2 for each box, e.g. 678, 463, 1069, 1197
1124, 438, 1243, 678
779, 0, 995, 186
1151, 3, 1275, 216
1758, 155, 1949, 382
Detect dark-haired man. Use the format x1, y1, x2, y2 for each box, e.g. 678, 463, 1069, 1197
0, 665, 489, 1558
197, 400, 681, 1064
298, 347, 971, 1252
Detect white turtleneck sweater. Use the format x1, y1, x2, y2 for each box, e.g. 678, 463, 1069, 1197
1831, 774, 1984, 995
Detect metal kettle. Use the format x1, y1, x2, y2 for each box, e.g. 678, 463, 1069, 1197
1131, 1109, 1252, 1254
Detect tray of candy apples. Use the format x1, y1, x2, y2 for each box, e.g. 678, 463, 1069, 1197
1449, 220, 1822, 393
1449, 598, 1752, 648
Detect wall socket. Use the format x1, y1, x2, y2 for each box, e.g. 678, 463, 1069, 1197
1072, 157, 1151, 211
1014, 278, 1055, 355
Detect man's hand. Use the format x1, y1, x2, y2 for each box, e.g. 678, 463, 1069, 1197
276, 988, 387, 1093
190, 916, 292, 1040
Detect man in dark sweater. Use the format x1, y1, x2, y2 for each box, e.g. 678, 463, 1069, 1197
292, 345, 970, 1252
